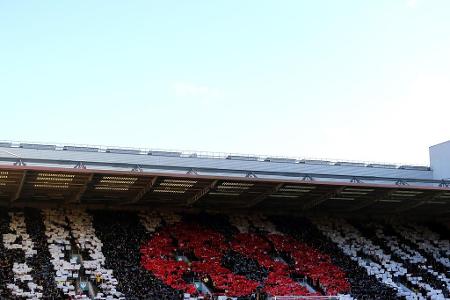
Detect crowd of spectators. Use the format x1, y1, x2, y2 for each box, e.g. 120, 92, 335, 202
91, 210, 182, 300
0, 210, 63, 299
140, 222, 260, 297
140, 212, 352, 298
1, 208, 449, 300
221, 250, 268, 283
271, 216, 400, 300
351, 220, 450, 299
0, 211, 15, 299
24, 208, 64, 299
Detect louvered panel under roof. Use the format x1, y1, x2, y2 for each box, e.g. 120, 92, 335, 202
435, 191, 450, 200
141, 177, 212, 204
0, 169, 24, 200
269, 184, 317, 199
389, 189, 425, 200
327, 186, 378, 202
18, 170, 89, 202
197, 180, 276, 207
81, 174, 149, 203
264, 184, 331, 204
257, 185, 381, 211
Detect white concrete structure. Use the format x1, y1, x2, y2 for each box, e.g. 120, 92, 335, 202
430, 141, 450, 180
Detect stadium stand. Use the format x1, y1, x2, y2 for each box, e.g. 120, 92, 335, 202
1, 140, 450, 299
1, 208, 449, 299
24, 209, 63, 299
273, 216, 400, 300
351, 221, 450, 298
92, 210, 181, 300
315, 218, 450, 300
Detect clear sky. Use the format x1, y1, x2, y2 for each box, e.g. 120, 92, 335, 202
1, 1, 449, 165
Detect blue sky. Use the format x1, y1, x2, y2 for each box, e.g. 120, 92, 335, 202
1, 0, 449, 165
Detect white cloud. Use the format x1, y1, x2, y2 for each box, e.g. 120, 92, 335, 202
173, 82, 222, 99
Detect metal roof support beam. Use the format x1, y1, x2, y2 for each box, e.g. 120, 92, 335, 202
187, 180, 218, 206
396, 179, 409, 186
187, 169, 198, 175
394, 200, 428, 213
439, 180, 449, 188
246, 172, 257, 178
13, 159, 26, 166
394, 191, 447, 213
302, 187, 346, 211
123, 176, 158, 205
74, 162, 86, 169
438, 209, 450, 217
351, 177, 362, 183
12, 171, 27, 202
342, 199, 374, 212
245, 183, 284, 208
302, 175, 314, 181
67, 174, 94, 204
132, 165, 143, 172
342, 190, 394, 212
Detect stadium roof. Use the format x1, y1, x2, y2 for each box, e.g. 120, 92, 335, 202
0, 141, 449, 217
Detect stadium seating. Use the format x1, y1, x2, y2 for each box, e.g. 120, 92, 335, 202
92, 210, 181, 300
42, 209, 87, 298
354, 221, 450, 299
24, 208, 64, 299
0, 209, 449, 300
314, 218, 450, 300
271, 216, 401, 300
66, 209, 122, 298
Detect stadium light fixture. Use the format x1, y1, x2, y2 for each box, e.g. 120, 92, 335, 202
0, 171, 8, 186
284, 185, 316, 188
278, 188, 313, 193
217, 186, 250, 190
209, 192, 240, 196
391, 194, 419, 197
379, 199, 402, 203
153, 189, 185, 194
164, 179, 197, 184
269, 194, 299, 198
99, 179, 137, 184
329, 197, 355, 201
159, 183, 194, 188
95, 186, 129, 191
37, 173, 75, 183
340, 191, 369, 195
344, 188, 374, 192
0, 171, 9, 185
34, 184, 69, 189
393, 190, 423, 194
222, 182, 254, 186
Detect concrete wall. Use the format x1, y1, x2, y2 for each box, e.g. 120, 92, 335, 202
430, 140, 450, 180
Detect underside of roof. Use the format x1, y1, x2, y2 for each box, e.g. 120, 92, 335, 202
1, 165, 449, 219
